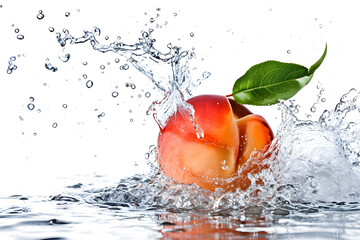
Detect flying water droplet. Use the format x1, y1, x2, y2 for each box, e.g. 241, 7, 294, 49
120, 64, 129, 70
287, 49, 291, 54
45, 58, 58, 72
37, 10, 44, 19
202, 71, 211, 79
65, 12, 70, 17
112, 91, 119, 98
14, 28, 19, 33
48, 27, 55, 32
190, 32, 194, 37
27, 103, 35, 111
82, 62, 88, 66
29, 97, 34, 102
100, 65, 105, 70
62, 104, 68, 109
52, 122, 58, 128
17, 34, 24, 40
145, 92, 151, 98
59, 53, 70, 62
86, 80, 93, 88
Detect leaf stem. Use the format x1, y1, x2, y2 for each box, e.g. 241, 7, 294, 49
225, 93, 233, 98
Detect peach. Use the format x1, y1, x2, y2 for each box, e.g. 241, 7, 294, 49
157, 95, 273, 191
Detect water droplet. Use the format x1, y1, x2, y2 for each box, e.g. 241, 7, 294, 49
62, 104, 68, 108
14, 28, 19, 33
37, 109, 41, 113
130, 118, 134, 122
112, 91, 119, 98
100, 65, 105, 70
125, 83, 130, 87
59, 53, 70, 62
29, 97, 34, 102
45, 58, 58, 72
145, 153, 150, 160
131, 84, 136, 89
145, 92, 151, 98
37, 10, 44, 19
86, 80, 93, 88
19, 116, 24, 121
269, 7, 273, 11
321, 98, 326, 103
65, 12, 70, 17
52, 122, 58, 128
138, 94, 142, 98
202, 71, 211, 79
319, 24, 323, 28
120, 64, 129, 70
195, 126, 204, 140
190, 32, 194, 37
82, 74, 87, 79
105, 36, 109, 40
48, 27, 54, 32
221, 160, 228, 170
287, 49, 291, 54
10, 56, 16, 61
82, 62, 88, 66
93, 27, 101, 36
156, 8, 161, 11
33, 133, 37, 136
115, 58, 120, 63
17, 34, 24, 40
310, 106, 316, 112
27, 103, 35, 111
76, 9, 80, 12
97, 112, 105, 121
173, 13, 177, 16
129, 110, 132, 113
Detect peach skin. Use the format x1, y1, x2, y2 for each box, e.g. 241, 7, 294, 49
157, 95, 274, 191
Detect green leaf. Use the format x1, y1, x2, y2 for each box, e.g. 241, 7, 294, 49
232, 44, 327, 106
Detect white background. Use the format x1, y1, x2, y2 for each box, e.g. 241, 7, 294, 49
0, 0, 359, 194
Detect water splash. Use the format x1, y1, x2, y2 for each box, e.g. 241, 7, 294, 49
91, 88, 360, 211
55, 27, 205, 133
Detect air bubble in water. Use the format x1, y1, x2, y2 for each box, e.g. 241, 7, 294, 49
27, 103, 35, 111
37, 10, 44, 19
86, 80, 93, 88
59, 53, 70, 62
45, 58, 58, 72
17, 34, 24, 40
112, 91, 119, 98
52, 122, 58, 128
48, 27, 55, 32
